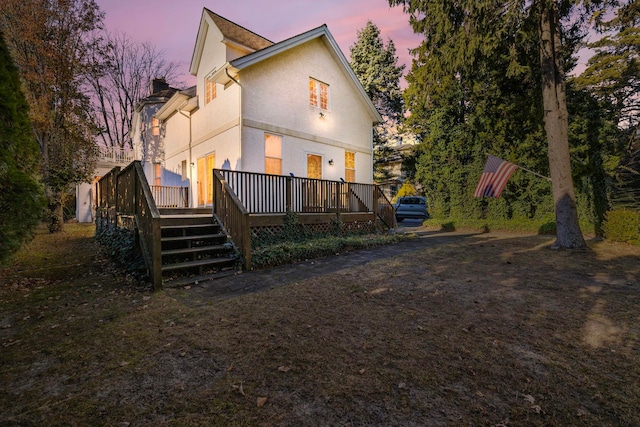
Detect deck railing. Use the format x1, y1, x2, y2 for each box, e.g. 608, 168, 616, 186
97, 145, 137, 164
213, 170, 251, 268
96, 161, 162, 289
217, 170, 389, 214
150, 185, 189, 208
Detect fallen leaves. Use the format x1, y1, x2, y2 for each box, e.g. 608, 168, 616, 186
522, 394, 543, 414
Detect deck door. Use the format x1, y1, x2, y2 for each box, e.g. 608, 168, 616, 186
307, 154, 322, 179
197, 153, 215, 206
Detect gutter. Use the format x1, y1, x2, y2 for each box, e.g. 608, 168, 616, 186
176, 99, 193, 207
226, 68, 243, 170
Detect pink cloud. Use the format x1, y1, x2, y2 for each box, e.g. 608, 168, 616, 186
98, 0, 422, 86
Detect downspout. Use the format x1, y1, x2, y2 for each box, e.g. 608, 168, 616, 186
177, 99, 193, 207
226, 68, 242, 170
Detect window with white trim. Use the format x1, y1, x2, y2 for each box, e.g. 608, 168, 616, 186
345, 151, 355, 182
205, 78, 217, 104
309, 78, 329, 110
265, 134, 282, 175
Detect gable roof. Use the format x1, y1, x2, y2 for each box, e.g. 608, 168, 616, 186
188, 9, 381, 123
190, 8, 273, 75
206, 9, 273, 51
211, 24, 382, 123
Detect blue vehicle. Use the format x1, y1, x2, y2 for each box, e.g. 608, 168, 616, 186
395, 196, 429, 222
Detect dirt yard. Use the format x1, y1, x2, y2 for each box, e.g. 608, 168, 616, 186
1, 223, 639, 426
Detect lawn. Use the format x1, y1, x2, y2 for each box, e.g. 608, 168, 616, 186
1, 223, 639, 426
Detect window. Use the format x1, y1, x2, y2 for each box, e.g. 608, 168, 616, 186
152, 117, 160, 136
205, 78, 217, 104
307, 154, 322, 179
154, 163, 161, 186
309, 78, 329, 110
181, 160, 187, 181
265, 134, 282, 175
345, 151, 355, 182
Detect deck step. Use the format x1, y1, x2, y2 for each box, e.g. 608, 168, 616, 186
162, 269, 242, 288
162, 244, 231, 256
161, 223, 218, 230
161, 233, 226, 243
161, 256, 237, 272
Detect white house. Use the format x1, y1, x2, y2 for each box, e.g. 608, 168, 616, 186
132, 8, 381, 208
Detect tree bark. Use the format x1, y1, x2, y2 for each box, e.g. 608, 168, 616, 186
539, 0, 586, 249
47, 190, 65, 233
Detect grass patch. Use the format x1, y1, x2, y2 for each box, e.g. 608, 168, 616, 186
423, 216, 597, 236
2, 223, 640, 426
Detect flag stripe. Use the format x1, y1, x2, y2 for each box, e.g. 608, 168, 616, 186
473, 155, 518, 198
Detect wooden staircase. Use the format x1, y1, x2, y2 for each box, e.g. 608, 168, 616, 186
158, 208, 240, 287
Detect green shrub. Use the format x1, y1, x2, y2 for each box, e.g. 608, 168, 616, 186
95, 225, 145, 273
538, 221, 556, 235
251, 233, 414, 269
602, 209, 639, 243
392, 182, 418, 204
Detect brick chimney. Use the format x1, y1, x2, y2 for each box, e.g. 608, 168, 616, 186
150, 78, 169, 95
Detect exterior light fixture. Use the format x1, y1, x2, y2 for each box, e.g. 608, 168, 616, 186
319, 112, 325, 119
328, 159, 334, 165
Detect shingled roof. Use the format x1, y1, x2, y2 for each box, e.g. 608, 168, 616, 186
204, 8, 273, 51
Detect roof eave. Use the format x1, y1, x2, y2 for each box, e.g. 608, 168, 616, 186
156, 92, 194, 121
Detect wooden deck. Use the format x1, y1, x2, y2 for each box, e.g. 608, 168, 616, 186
96, 162, 395, 289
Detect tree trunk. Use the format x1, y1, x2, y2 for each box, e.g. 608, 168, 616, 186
538, 0, 586, 249
47, 189, 65, 233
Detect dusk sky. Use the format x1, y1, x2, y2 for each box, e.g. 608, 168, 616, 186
98, 0, 423, 88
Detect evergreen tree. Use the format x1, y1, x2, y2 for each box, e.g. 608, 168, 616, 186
389, 0, 625, 248
574, 1, 640, 210
349, 21, 405, 182
0, 31, 45, 263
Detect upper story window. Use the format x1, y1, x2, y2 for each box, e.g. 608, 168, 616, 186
309, 78, 329, 110
151, 117, 160, 136
205, 78, 217, 104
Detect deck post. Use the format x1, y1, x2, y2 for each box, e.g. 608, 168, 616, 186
151, 217, 163, 289
242, 212, 252, 270
286, 176, 292, 211
336, 182, 342, 223
373, 185, 379, 225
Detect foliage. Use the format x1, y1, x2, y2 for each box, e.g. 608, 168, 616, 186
0, 31, 46, 263
0, 0, 103, 232
349, 21, 405, 182
567, 83, 624, 235
392, 182, 418, 203
95, 225, 145, 274
602, 209, 640, 243
389, 0, 631, 245
251, 211, 375, 249
251, 233, 414, 269
89, 31, 182, 150
574, 2, 640, 211
422, 215, 602, 236
575, 1, 640, 133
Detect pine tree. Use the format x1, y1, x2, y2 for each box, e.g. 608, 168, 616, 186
388, 0, 625, 248
0, 31, 45, 263
349, 21, 405, 182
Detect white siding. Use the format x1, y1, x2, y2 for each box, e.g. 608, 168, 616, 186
239, 38, 373, 182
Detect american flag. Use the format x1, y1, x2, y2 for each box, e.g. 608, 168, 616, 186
473, 155, 518, 198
